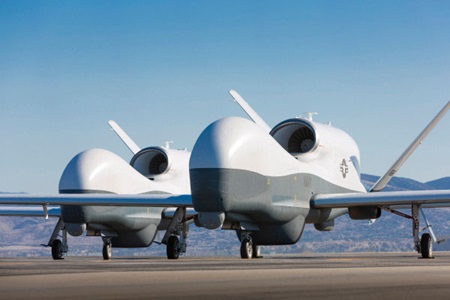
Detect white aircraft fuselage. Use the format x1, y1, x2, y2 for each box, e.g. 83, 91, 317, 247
59, 147, 190, 248
190, 116, 367, 245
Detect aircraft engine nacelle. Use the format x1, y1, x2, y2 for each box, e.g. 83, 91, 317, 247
270, 118, 362, 174
270, 118, 319, 156
129, 147, 191, 189
130, 147, 170, 178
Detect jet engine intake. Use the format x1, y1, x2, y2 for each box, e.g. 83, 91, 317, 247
130, 147, 170, 178
270, 118, 319, 155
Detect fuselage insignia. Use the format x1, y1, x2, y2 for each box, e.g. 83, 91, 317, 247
340, 159, 349, 179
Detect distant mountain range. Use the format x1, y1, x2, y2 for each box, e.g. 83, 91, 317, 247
1, 174, 450, 258
361, 174, 450, 191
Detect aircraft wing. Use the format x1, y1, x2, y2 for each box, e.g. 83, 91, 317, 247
0, 194, 193, 207
0, 206, 60, 217
311, 190, 450, 209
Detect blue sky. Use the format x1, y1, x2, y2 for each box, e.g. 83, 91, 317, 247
1, 1, 450, 193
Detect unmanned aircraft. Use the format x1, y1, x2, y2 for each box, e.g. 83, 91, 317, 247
0, 120, 193, 260
1, 91, 450, 260
190, 91, 450, 259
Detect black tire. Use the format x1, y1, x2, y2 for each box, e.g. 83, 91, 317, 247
167, 236, 180, 259
103, 242, 112, 260
240, 238, 253, 259
421, 233, 433, 258
51, 239, 64, 260
252, 244, 261, 259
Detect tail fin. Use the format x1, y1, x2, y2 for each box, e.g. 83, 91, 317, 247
108, 120, 141, 155
229, 90, 271, 132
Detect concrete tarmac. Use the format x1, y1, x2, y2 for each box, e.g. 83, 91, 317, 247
1, 252, 450, 299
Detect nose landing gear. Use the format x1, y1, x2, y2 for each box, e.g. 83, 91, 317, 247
102, 238, 112, 260
240, 232, 263, 259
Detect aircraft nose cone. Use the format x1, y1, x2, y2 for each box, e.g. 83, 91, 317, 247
58, 148, 152, 194
189, 117, 246, 215
189, 116, 271, 171
189, 117, 273, 220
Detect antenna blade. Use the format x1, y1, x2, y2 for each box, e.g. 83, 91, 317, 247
370, 100, 450, 192
229, 90, 271, 132
108, 120, 141, 155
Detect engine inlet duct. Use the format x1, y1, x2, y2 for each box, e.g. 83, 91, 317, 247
130, 147, 170, 178
270, 118, 319, 155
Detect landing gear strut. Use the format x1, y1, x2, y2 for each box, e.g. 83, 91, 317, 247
384, 204, 443, 259
162, 207, 189, 259
383, 204, 446, 258
412, 204, 437, 259
47, 218, 68, 260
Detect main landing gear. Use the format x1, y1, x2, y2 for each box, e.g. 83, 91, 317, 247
411, 204, 443, 259
162, 207, 190, 259
420, 233, 432, 259
384, 204, 445, 259
166, 235, 181, 259
46, 218, 115, 260
240, 232, 262, 259
46, 218, 69, 260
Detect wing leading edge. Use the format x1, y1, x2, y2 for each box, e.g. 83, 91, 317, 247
0, 206, 61, 217
0, 194, 192, 207
311, 190, 450, 208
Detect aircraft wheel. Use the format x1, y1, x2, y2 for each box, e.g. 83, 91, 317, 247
102, 242, 112, 260
51, 239, 64, 260
252, 244, 262, 259
240, 238, 253, 259
167, 236, 180, 259
420, 233, 433, 258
